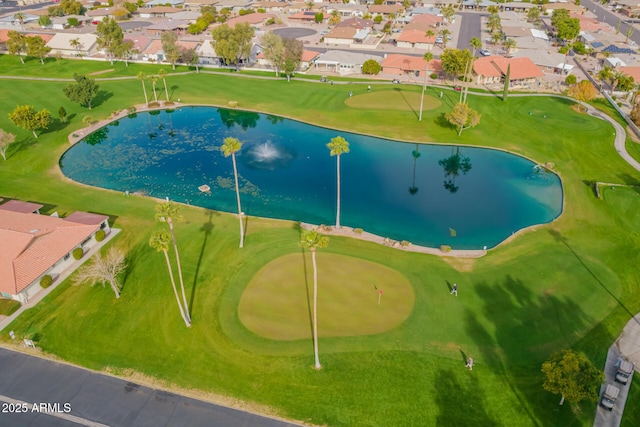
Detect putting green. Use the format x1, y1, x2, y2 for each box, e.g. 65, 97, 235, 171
346, 90, 442, 111
238, 253, 415, 340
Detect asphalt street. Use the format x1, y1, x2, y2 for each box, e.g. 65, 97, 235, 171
0, 347, 301, 427
580, 0, 640, 47
456, 12, 485, 54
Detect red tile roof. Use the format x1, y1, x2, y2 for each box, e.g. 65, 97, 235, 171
301, 50, 319, 62
473, 56, 543, 80
620, 66, 640, 81
397, 29, 436, 44
64, 211, 109, 225
0, 200, 43, 214
381, 53, 442, 73
0, 210, 98, 295
0, 29, 9, 43
226, 13, 275, 26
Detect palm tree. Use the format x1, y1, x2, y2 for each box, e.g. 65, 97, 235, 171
299, 228, 329, 370
326, 136, 350, 229
503, 38, 516, 56
491, 31, 504, 53
439, 28, 451, 49
425, 29, 435, 52
469, 37, 482, 57
149, 230, 191, 327
150, 76, 159, 102
419, 52, 434, 122
221, 137, 245, 248
155, 201, 191, 324
14, 13, 25, 30
70, 38, 82, 57
329, 10, 341, 26
137, 72, 149, 105
158, 69, 170, 101
598, 67, 613, 91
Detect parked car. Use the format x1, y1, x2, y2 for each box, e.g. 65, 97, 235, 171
480, 49, 491, 56
600, 384, 620, 411
392, 79, 401, 84
615, 360, 634, 385
454, 86, 462, 91
436, 37, 443, 44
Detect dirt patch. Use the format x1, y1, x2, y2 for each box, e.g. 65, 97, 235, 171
441, 257, 477, 272
88, 69, 115, 76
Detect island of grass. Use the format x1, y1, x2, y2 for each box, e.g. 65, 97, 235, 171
1, 57, 639, 426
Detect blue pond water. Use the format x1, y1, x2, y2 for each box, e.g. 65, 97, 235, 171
60, 107, 563, 249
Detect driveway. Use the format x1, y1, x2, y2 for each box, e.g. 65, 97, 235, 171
0, 347, 302, 427
581, 0, 640, 46
456, 12, 485, 53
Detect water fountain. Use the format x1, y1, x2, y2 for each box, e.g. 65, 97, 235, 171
243, 141, 294, 171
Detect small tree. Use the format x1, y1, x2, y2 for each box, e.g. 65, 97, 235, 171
445, 103, 481, 136
568, 80, 598, 110
542, 349, 604, 405
73, 247, 127, 299
565, 74, 577, 86
26, 36, 51, 65
64, 73, 100, 109
314, 12, 323, 24
362, 59, 381, 75
0, 129, 17, 160
8, 105, 51, 139
39, 15, 51, 28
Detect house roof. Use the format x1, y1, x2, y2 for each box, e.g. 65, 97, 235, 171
369, 4, 403, 14
0, 200, 43, 214
143, 6, 183, 13
225, 13, 275, 26
336, 17, 373, 29
197, 39, 216, 56
124, 35, 152, 52
0, 210, 98, 295
473, 56, 544, 80
408, 13, 443, 26
381, 53, 442, 72
301, 50, 319, 62
27, 33, 54, 43
397, 29, 436, 44
47, 33, 98, 50
0, 29, 9, 43
324, 27, 357, 40
147, 19, 189, 31
620, 66, 640, 81
64, 211, 109, 225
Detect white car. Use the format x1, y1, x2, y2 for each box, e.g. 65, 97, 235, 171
480, 49, 491, 56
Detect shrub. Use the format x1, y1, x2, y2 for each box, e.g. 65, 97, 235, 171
353, 228, 364, 234
400, 240, 411, 247
73, 247, 84, 260
565, 74, 577, 85
362, 59, 382, 75
0, 298, 21, 316
40, 275, 53, 288
228, 100, 238, 108
147, 101, 160, 108
430, 73, 438, 80
95, 229, 106, 242
127, 106, 136, 114
440, 245, 452, 253
164, 101, 174, 106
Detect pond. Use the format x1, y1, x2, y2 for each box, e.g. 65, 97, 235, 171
60, 107, 563, 250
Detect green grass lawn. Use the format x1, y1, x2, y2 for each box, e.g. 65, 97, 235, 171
0, 58, 639, 426
0, 299, 21, 316
238, 253, 414, 340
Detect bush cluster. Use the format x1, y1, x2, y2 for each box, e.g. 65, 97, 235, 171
40, 274, 53, 288
73, 247, 84, 260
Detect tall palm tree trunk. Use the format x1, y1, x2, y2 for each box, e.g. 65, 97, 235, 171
419, 65, 429, 122
311, 248, 321, 369
141, 81, 148, 105
169, 221, 191, 323
163, 250, 190, 327
163, 78, 169, 101
335, 154, 341, 228
231, 154, 245, 248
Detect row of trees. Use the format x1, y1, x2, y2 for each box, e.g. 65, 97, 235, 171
261, 31, 303, 81
7, 32, 51, 65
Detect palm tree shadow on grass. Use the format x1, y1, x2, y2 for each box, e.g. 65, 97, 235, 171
548, 229, 637, 321
392, 87, 417, 118
189, 211, 216, 314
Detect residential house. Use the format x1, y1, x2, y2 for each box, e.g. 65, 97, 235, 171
224, 12, 276, 27
381, 53, 442, 78
368, 4, 403, 18
288, 11, 321, 22
256, 49, 319, 71
324, 26, 358, 45
197, 39, 218, 64
313, 50, 381, 74
473, 55, 544, 86
396, 29, 435, 49
138, 6, 183, 18
46, 32, 98, 57
326, 4, 367, 18
0, 30, 9, 52
145, 19, 190, 36
51, 15, 92, 30
253, 2, 289, 13
146, 0, 185, 7
123, 35, 152, 59
0, 203, 109, 303
544, 3, 584, 15
183, 0, 220, 12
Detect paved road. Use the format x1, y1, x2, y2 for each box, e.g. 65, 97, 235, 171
456, 12, 485, 54
0, 1, 55, 16
581, 0, 640, 46
0, 347, 301, 427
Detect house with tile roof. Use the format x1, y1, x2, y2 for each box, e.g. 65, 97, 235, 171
0, 204, 109, 303
381, 53, 442, 78
46, 33, 98, 57
396, 29, 436, 49
473, 56, 543, 86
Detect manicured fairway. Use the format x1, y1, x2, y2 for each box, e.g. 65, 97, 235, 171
239, 253, 414, 340
346, 89, 443, 112
1, 57, 640, 426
